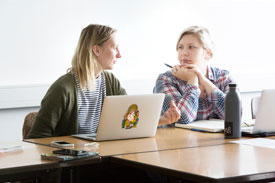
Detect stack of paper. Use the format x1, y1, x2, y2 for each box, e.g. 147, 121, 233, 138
231, 138, 275, 149
0, 144, 23, 153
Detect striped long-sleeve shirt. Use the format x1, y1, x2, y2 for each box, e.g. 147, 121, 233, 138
74, 72, 106, 134
154, 66, 234, 125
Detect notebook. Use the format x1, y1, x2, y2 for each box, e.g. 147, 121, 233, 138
175, 119, 224, 132
72, 94, 165, 141
242, 89, 275, 137
175, 119, 254, 133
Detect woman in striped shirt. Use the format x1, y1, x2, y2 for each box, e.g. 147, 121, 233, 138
28, 24, 180, 139
154, 26, 235, 125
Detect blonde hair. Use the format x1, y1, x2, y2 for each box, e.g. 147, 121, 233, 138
69, 24, 116, 90
176, 26, 215, 58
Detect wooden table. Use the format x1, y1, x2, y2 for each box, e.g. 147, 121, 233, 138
16, 128, 273, 183
111, 143, 275, 183
24, 128, 235, 156
0, 141, 101, 182
0, 141, 58, 182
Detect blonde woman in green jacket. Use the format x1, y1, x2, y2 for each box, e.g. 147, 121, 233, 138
27, 24, 180, 139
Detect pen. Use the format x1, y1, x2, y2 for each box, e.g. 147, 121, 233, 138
164, 63, 172, 68
190, 128, 207, 132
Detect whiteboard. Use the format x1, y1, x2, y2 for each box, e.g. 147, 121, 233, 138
1, 0, 275, 92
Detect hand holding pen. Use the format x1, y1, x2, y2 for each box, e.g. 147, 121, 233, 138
165, 63, 194, 74
164, 63, 177, 73
165, 63, 199, 86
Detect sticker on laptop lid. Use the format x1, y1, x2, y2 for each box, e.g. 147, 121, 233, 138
122, 104, 139, 129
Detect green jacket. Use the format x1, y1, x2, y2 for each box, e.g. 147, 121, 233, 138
27, 71, 126, 139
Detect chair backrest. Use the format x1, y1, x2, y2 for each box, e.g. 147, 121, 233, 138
22, 112, 38, 139
251, 96, 260, 119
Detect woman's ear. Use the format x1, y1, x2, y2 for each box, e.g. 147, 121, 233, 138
92, 45, 100, 57
204, 49, 212, 60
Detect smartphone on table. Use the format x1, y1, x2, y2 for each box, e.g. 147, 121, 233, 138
51, 141, 74, 148
52, 149, 89, 156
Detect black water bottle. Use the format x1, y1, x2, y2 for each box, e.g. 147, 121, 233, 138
224, 83, 241, 139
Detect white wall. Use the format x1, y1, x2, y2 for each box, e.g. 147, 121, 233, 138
1, 0, 275, 91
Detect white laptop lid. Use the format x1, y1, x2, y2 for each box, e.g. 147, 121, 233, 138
73, 93, 165, 141
253, 89, 275, 133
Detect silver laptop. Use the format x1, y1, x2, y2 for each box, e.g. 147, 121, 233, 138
242, 89, 275, 136
72, 93, 165, 141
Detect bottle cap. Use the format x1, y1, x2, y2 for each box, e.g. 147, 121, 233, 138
229, 83, 237, 87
